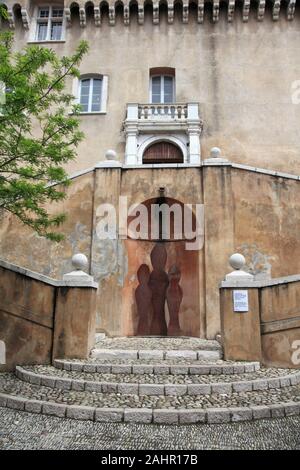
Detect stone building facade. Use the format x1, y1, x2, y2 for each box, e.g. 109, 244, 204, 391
1, 1, 300, 340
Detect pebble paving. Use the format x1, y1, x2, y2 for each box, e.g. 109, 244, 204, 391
0, 407, 299, 449
1, 373, 300, 409
93, 337, 221, 350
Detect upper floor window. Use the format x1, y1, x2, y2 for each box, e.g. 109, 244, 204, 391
79, 77, 102, 113
75, 75, 108, 114
151, 76, 175, 104
149, 68, 176, 104
35, 6, 64, 42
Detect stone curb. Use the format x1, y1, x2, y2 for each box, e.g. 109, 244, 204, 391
0, 391, 300, 424
16, 366, 300, 396
90, 348, 222, 361
53, 359, 260, 375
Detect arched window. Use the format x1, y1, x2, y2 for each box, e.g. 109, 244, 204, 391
143, 141, 183, 164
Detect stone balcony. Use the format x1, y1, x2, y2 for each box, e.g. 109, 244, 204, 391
123, 102, 203, 166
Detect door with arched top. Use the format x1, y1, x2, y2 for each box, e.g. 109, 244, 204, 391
143, 142, 184, 164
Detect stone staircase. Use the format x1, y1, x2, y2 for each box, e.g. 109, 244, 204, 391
0, 337, 300, 424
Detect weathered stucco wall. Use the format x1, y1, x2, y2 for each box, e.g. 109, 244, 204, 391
4, 10, 300, 174
2, 163, 300, 339
0, 172, 94, 277
0, 267, 55, 371
220, 280, 300, 368
232, 168, 300, 279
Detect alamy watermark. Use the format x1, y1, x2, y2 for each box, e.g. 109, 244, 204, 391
0, 82, 5, 106
95, 196, 204, 251
291, 80, 300, 104
291, 340, 300, 365
0, 340, 5, 365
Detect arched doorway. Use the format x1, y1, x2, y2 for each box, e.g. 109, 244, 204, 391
143, 141, 184, 164
123, 197, 200, 337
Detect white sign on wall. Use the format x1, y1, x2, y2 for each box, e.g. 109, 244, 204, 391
0, 340, 5, 364
233, 290, 249, 312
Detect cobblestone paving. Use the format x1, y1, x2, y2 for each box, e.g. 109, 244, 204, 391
25, 365, 298, 384
1, 374, 300, 409
0, 407, 299, 449
94, 337, 221, 350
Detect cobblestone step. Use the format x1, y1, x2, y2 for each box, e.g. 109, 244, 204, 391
16, 366, 300, 397
0, 373, 300, 424
90, 348, 222, 360
54, 358, 260, 375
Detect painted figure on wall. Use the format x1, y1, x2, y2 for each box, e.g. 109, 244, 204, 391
166, 265, 183, 336
149, 244, 169, 335
135, 244, 183, 336
135, 264, 153, 335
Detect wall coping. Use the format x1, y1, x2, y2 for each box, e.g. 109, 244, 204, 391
61, 160, 300, 184
0, 259, 98, 289
220, 272, 300, 289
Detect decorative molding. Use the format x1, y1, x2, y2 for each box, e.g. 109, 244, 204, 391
138, 5, 144, 24
272, 0, 281, 21
7, 9, 15, 29
109, 6, 115, 25
21, 8, 30, 29
183, 2, 189, 23
257, 0, 266, 21
242, 0, 250, 22
228, 0, 235, 22
124, 5, 130, 25
79, 7, 86, 27
94, 6, 101, 26
3, 0, 300, 27
153, 1, 159, 24
198, 0, 204, 23
64, 7, 71, 27
213, 0, 220, 23
287, 0, 296, 20
168, 2, 174, 24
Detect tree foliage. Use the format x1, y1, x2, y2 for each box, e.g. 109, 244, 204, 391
0, 32, 88, 240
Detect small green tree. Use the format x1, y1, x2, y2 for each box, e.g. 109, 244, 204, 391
0, 32, 88, 240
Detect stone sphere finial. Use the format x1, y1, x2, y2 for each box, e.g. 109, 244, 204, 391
210, 147, 222, 159
71, 253, 88, 271
229, 253, 246, 271
105, 149, 117, 161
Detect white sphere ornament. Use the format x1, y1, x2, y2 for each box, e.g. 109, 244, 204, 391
105, 149, 117, 161
210, 147, 222, 159
229, 253, 246, 271
71, 253, 88, 271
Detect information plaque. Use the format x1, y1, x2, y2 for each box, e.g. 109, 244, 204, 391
233, 290, 249, 312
